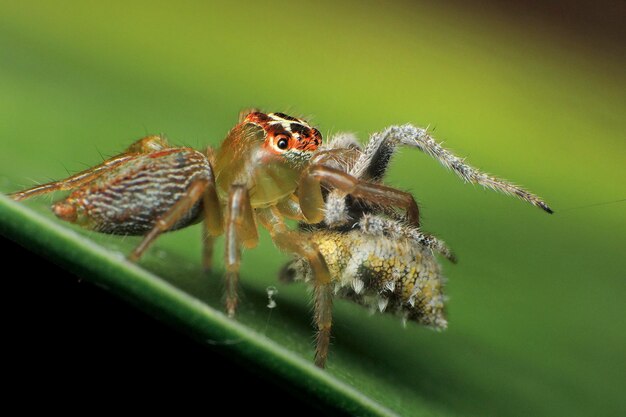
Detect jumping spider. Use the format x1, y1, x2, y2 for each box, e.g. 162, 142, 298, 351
9, 110, 552, 368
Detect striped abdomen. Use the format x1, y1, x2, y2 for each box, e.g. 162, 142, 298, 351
53, 148, 212, 235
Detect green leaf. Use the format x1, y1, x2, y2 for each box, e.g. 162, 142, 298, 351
1, 1, 624, 416
0, 194, 400, 416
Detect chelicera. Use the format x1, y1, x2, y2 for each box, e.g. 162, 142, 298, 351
10, 110, 551, 368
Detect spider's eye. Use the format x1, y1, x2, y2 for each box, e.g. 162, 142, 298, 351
276, 137, 289, 150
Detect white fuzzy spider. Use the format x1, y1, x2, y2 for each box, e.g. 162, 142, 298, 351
281, 122, 551, 355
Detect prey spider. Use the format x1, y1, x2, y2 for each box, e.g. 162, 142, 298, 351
9, 110, 552, 368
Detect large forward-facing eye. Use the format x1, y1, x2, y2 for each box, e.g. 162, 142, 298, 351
275, 135, 290, 151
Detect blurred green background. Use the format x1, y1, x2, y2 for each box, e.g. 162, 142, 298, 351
1, 1, 624, 416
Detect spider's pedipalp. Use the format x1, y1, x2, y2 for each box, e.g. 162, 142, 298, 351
299, 164, 421, 227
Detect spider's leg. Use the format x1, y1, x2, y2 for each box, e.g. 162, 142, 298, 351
223, 185, 258, 317
10, 155, 133, 201
10, 135, 171, 201
201, 162, 223, 272
299, 165, 421, 227
359, 214, 456, 263
129, 178, 209, 262
202, 230, 217, 272
258, 207, 333, 368
357, 125, 552, 213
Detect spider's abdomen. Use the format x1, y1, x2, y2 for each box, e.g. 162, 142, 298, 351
52, 149, 211, 235
282, 229, 448, 328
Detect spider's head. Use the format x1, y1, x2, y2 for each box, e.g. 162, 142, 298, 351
244, 111, 322, 164
215, 111, 322, 205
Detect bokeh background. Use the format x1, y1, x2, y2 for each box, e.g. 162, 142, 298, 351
1, 1, 624, 416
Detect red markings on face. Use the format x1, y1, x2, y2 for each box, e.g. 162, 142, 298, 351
244, 111, 272, 126
244, 111, 322, 154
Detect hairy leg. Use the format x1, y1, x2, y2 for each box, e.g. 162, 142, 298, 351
258, 207, 333, 368
202, 231, 216, 271
201, 155, 223, 271
10, 135, 170, 201
358, 214, 456, 263
299, 165, 420, 227
224, 185, 258, 317
128, 178, 209, 261
351, 124, 552, 213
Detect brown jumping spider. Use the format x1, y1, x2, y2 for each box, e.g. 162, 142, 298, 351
9, 110, 552, 368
